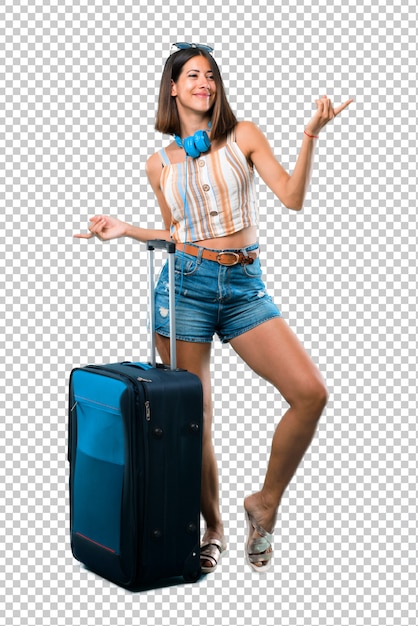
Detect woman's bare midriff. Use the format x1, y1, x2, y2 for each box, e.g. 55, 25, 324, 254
182, 226, 258, 250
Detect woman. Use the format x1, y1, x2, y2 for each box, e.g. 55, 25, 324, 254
75, 42, 352, 573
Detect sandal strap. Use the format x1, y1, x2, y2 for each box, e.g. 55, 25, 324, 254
246, 512, 274, 564
248, 517, 274, 544
249, 535, 272, 554
200, 539, 225, 553
200, 553, 218, 567
248, 550, 273, 565
200, 540, 225, 569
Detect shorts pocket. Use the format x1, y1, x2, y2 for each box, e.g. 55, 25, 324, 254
174, 253, 200, 276
241, 258, 263, 278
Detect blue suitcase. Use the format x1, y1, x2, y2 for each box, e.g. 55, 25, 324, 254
68, 241, 203, 587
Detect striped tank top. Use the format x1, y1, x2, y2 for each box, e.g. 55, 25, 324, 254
158, 130, 259, 243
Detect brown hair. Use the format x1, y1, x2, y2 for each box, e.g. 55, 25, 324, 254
155, 48, 237, 142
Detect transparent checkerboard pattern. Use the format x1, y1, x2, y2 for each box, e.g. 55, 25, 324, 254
1, 0, 416, 624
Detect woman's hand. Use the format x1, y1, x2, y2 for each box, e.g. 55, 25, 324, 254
305, 95, 353, 137
73, 215, 128, 241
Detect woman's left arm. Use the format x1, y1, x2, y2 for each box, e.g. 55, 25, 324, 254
239, 96, 353, 211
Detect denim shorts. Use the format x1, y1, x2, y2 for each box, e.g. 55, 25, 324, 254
154, 243, 282, 344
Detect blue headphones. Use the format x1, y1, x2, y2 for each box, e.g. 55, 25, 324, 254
174, 124, 212, 158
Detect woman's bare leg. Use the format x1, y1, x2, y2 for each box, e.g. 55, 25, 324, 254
230, 317, 328, 566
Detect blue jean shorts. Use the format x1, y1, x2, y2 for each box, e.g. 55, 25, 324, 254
154, 243, 282, 344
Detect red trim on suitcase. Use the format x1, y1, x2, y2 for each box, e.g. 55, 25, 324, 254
75, 532, 117, 554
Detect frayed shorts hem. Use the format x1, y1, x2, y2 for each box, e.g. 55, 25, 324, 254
219, 311, 282, 343
156, 330, 213, 344
156, 310, 282, 345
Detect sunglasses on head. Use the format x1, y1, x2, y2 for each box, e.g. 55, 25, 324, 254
171, 42, 214, 54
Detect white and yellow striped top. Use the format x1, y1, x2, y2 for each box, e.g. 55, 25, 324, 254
158, 130, 259, 243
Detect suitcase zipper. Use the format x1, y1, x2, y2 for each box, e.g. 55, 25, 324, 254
85, 364, 152, 422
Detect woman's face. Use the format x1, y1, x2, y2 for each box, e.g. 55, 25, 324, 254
171, 55, 216, 117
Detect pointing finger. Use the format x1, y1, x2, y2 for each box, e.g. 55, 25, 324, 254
334, 99, 354, 117
73, 232, 94, 239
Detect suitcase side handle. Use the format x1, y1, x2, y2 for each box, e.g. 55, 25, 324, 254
146, 240, 177, 371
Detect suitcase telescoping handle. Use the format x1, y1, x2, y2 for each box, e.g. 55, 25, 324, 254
146, 240, 177, 371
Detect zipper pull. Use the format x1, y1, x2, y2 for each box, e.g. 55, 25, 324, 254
145, 400, 151, 421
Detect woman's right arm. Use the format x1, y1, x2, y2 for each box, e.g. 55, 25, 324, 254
73, 152, 172, 243
73, 215, 170, 242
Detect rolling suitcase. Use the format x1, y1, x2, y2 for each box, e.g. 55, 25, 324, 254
68, 240, 203, 588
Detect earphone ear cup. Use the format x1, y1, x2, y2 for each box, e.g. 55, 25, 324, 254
174, 135, 184, 149
193, 130, 211, 154
174, 128, 212, 158
183, 135, 201, 158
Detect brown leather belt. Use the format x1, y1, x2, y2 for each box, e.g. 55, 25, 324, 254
176, 243, 258, 266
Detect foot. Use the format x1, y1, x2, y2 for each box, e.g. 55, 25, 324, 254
244, 493, 277, 571
200, 539, 227, 574
200, 528, 227, 573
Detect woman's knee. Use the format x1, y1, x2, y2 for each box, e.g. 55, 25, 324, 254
290, 377, 328, 418
313, 380, 329, 414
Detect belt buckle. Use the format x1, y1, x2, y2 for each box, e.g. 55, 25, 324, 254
217, 251, 240, 266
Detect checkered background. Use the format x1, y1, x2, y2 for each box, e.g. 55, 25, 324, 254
1, 0, 417, 623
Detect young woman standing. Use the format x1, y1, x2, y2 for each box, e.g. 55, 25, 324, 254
75, 43, 352, 572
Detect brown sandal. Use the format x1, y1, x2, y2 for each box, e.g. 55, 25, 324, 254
200, 539, 227, 574
245, 511, 274, 572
